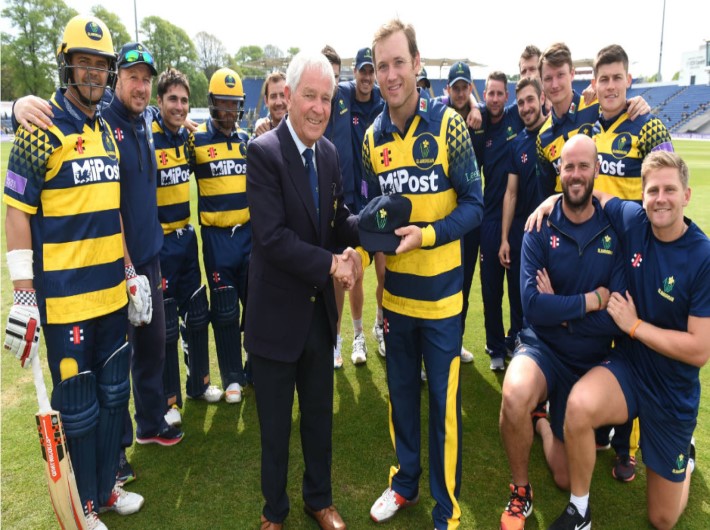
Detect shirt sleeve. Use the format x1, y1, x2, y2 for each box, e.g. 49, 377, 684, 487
424, 111, 483, 247
3, 126, 56, 214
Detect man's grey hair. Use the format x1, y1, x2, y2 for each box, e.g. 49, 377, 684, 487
286, 51, 335, 94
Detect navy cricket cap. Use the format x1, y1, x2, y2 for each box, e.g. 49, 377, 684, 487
358, 195, 412, 254
355, 47, 374, 71
117, 42, 157, 76
448, 61, 471, 86
417, 68, 431, 88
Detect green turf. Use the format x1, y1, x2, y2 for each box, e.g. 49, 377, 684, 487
1, 139, 709, 529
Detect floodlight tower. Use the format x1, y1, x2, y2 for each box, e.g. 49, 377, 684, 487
657, 0, 666, 81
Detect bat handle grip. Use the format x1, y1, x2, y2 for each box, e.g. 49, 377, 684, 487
32, 355, 52, 414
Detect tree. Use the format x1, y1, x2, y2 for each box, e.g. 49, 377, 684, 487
91, 5, 131, 51
235, 45, 264, 64
194, 31, 227, 80
1, 0, 77, 98
287, 47, 300, 59
187, 69, 209, 107
263, 44, 284, 59
140, 16, 198, 75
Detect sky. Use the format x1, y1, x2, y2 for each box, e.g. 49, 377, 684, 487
2, 0, 708, 81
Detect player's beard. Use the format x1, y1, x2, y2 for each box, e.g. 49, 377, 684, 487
562, 177, 594, 213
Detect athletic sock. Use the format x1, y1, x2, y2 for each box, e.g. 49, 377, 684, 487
376, 308, 383, 326
352, 318, 363, 335
570, 493, 589, 517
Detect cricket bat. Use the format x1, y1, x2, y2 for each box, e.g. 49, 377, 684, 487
32, 355, 87, 529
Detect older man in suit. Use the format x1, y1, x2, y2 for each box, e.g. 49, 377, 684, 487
245, 51, 364, 530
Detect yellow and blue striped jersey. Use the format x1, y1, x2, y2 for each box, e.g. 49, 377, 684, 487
593, 112, 673, 201
536, 91, 599, 196
363, 97, 483, 320
153, 118, 191, 234
188, 119, 250, 228
3, 90, 125, 324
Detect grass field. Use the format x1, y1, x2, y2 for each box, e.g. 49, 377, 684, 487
1, 139, 709, 529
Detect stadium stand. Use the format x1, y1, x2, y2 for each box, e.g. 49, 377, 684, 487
180, 73, 709, 135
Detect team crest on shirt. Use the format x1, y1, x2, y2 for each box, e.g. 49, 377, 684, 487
114, 127, 124, 142
419, 99, 428, 112
102, 130, 118, 161
159, 151, 168, 166
631, 252, 643, 268
550, 235, 559, 248
597, 234, 613, 255
579, 125, 594, 137
239, 142, 247, 157
568, 102, 577, 115
611, 133, 633, 158
352, 116, 359, 126
412, 133, 438, 170
657, 276, 676, 302
521, 153, 528, 164
75, 136, 85, 154
338, 98, 348, 115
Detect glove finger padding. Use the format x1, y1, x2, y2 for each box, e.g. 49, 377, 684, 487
4, 305, 41, 368
127, 275, 153, 326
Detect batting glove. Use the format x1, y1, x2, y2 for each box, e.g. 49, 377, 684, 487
4, 288, 41, 369
126, 264, 153, 326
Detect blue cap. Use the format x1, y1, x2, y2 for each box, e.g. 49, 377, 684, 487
448, 61, 471, 86
417, 67, 430, 88
117, 42, 157, 76
355, 47, 374, 71
358, 195, 412, 254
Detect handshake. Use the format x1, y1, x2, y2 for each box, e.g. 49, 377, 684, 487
331, 247, 362, 290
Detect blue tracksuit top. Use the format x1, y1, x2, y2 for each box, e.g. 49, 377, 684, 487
521, 198, 625, 371
102, 92, 163, 266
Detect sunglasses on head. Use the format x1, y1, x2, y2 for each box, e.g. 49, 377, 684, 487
122, 49, 154, 65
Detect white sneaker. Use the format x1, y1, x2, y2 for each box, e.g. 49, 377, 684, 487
370, 487, 419, 523
351, 333, 367, 365
225, 382, 242, 403
99, 483, 144, 515
460, 346, 474, 363
333, 336, 343, 369
164, 405, 181, 427
372, 322, 386, 357
490, 357, 506, 371
189, 384, 223, 403
86, 511, 107, 530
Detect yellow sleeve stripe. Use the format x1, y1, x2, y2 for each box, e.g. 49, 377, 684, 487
43, 233, 124, 271
421, 225, 436, 248
3, 194, 38, 215
41, 182, 120, 217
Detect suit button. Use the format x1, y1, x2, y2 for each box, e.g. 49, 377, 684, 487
310, 296, 316, 302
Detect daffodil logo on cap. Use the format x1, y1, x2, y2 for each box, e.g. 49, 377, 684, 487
358, 195, 413, 254
376, 208, 388, 229
225, 75, 236, 88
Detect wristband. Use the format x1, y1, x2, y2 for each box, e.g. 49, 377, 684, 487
594, 290, 602, 309
629, 319, 642, 339
7, 249, 34, 281
125, 264, 137, 279
13, 288, 37, 306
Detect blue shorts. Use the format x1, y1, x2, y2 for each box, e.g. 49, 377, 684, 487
603, 354, 695, 482
201, 224, 251, 294
515, 327, 583, 441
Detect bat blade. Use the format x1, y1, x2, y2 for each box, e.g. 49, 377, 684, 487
33, 357, 87, 529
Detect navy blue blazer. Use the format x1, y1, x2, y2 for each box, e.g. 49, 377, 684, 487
244, 118, 359, 362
